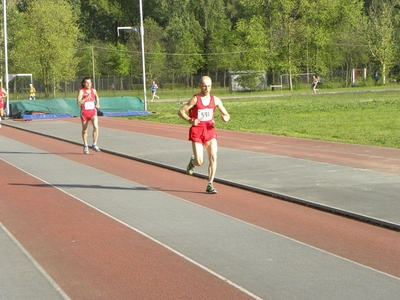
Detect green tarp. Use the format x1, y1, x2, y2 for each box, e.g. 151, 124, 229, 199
9, 97, 144, 118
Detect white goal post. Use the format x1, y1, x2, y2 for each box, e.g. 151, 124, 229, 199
4, 74, 33, 116
351, 68, 366, 86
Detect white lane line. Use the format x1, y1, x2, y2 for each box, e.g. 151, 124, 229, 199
1, 158, 263, 300
0, 223, 71, 300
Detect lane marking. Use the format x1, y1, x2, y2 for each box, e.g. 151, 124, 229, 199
0, 223, 71, 300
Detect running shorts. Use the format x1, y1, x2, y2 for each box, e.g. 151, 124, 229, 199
189, 125, 217, 144
81, 109, 97, 121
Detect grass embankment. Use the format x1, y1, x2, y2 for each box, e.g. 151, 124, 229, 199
131, 90, 400, 149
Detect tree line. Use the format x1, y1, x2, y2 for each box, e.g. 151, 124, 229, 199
1, 0, 400, 97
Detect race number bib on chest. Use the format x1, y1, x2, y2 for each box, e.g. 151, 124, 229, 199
84, 101, 95, 110
198, 108, 213, 121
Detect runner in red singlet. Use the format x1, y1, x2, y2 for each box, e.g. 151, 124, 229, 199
0, 86, 7, 127
77, 77, 101, 154
178, 76, 230, 194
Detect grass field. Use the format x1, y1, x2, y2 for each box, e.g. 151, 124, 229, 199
18, 85, 400, 149
129, 88, 400, 149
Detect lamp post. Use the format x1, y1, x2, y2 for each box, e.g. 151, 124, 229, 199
3, 0, 9, 116
117, 0, 147, 111
91, 46, 96, 88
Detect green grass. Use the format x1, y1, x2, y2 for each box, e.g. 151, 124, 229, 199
17, 85, 400, 149
130, 90, 400, 149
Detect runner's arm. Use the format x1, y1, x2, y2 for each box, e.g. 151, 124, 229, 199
93, 89, 100, 108
178, 96, 198, 125
215, 97, 230, 122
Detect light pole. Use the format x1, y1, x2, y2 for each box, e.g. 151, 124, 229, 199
117, 0, 147, 111
3, 0, 9, 116
91, 46, 96, 88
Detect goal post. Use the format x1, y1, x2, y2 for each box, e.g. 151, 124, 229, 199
351, 68, 366, 86
3, 74, 33, 115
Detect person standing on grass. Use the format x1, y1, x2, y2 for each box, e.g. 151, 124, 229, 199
151, 81, 160, 101
29, 83, 36, 100
312, 75, 318, 94
77, 77, 101, 154
178, 76, 230, 194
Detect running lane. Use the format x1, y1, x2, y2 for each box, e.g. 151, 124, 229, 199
0, 126, 254, 300
1, 124, 399, 299
90, 118, 400, 175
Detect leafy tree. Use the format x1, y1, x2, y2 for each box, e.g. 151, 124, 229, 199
235, 15, 270, 90
327, 1, 368, 87
272, 0, 309, 90
105, 42, 131, 89
192, 0, 229, 73
160, 1, 204, 87
365, 1, 398, 85
80, 0, 140, 42
207, 17, 238, 87
305, 0, 366, 79
10, 0, 79, 97
143, 18, 167, 83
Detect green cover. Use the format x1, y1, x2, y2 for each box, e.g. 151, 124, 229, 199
9, 97, 144, 117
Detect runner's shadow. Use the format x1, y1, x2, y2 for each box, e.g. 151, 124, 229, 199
10, 183, 206, 194
0, 151, 84, 155
10, 183, 150, 191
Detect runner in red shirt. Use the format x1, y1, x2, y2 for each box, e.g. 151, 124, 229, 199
77, 77, 101, 154
178, 76, 230, 194
0, 86, 7, 127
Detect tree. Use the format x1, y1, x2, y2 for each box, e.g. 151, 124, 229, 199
160, 0, 204, 87
105, 42, 130, 89
143, 18, 167, 83
365, 1, 398, 85
305, 0, 366, 82
207, 17, 238, 87
10, 0, 79, 97
235, 15, 270, 90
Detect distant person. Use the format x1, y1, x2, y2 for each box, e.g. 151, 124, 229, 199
151, 81, 160, 101
77, 77, 101, 154
178, 76, 230, 194
374, 72, 379, 85
311, 75, 318, 94
0, 85, 7, 126
29, 83, 36, 100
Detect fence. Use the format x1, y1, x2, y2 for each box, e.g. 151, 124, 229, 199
7, 68, 393, 99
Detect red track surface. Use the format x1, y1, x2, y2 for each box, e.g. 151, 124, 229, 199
1, 120, 399, 299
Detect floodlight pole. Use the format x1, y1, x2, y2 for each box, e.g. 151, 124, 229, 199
3, 0, 9, 116
91, 46, 96, 88
117, 0, 147, 111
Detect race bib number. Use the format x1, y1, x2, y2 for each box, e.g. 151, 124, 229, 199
84, 101, 95, 110
197, 108, 213, 122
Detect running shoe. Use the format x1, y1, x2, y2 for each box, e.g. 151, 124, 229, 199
206, 183, 217, 194
92, 145, 101, 152
83, 146, 89, 154
186, 155, 195, 175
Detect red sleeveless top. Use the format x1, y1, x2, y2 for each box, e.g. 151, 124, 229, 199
80, 88, 96, 111
189, 94, 215, 127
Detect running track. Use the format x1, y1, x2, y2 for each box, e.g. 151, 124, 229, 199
1, 119, 399, 299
